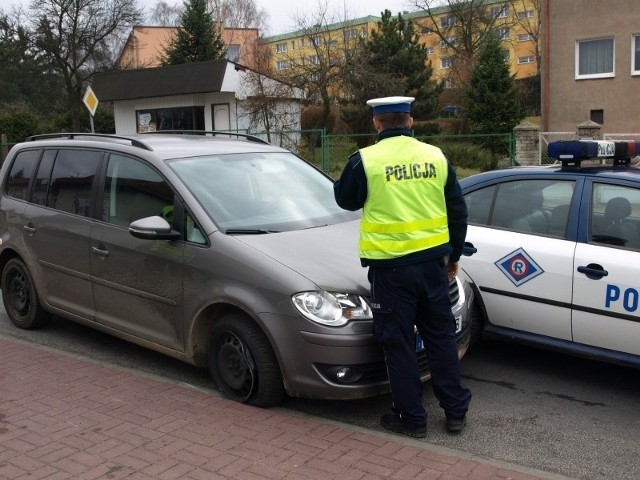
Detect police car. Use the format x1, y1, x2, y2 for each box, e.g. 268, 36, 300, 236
460, 139, 640, 368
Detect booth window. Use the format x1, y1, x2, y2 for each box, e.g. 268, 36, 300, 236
136, 106, 205, 133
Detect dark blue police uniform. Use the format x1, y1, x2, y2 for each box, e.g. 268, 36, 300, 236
334, 126, 471, 433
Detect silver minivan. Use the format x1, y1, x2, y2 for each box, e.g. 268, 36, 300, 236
0, 132, 473, 406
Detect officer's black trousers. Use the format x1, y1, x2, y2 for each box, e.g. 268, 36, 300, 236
370, 258, 472, 426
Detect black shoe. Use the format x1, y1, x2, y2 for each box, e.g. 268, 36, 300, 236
380, 414, 426, 439
446, 414, 466, 433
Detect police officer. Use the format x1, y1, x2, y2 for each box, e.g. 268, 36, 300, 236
333, 96, 471, 438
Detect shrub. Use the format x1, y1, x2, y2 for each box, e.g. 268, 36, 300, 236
437, 142, 498, 172
0, 110, 39, 143
412, 121, 441, 137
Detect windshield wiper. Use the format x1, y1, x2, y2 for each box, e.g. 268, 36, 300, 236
225, 229, 279, 235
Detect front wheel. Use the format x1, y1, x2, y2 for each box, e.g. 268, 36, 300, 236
2, 258, 51, 329
209, 313, 285, 407
469, 301, 483, 348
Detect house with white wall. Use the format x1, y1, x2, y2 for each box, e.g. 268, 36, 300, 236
91, 59, 304, 135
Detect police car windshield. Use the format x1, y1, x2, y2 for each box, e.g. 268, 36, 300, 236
168, 152, 358, 231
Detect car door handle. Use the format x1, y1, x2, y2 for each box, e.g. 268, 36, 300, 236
23, 223, 36, 234
462, 242, 477, 256
577, 263, 608, 280
91, 245, 110, 258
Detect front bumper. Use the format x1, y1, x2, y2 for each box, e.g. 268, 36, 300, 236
263, 277, 473, 400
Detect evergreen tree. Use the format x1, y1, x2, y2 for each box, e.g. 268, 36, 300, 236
341, 10, 443, 135
466, 32, 523, 137
162, 0, 226, 66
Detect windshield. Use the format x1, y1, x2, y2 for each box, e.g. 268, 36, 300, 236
168, 152, 359, 232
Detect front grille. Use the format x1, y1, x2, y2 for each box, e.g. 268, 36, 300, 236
449, 277, 460, 306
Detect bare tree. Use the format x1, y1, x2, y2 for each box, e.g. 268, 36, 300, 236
409, 0, 518, 90
277, 0, 360, 130
150, 1, 182, 26
209, 0, 268, 30
236, 44, 302, 145
30, 0, 144, 131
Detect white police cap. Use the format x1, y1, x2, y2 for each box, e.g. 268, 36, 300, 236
366, 96, 415, 115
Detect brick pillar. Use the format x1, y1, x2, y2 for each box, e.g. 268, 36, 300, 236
577, 120, 602, 140
514, 121, 540, 166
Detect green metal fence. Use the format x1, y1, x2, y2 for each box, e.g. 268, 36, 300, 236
1, 129, 514, 177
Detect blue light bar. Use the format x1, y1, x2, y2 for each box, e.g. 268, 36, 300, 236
548, 140, 640, 162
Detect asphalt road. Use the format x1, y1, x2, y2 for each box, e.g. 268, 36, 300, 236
1, 311, 638, 480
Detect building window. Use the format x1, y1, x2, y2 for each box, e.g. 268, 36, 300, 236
518, 33, 533, 42
633, 35, 640, 75
441, 15, 456, 28
576, 37, 614, 79
308, 55, 320, 65
311, 35, 321, 47
491, 5, 509, 18
517, 10, 534, 20
344, 29, 357, 40
421, 27, 433, 35
426, 47, 434, 55
136, 107, 204, 133
441, 57, 453, 69
226, 45, 240, 62
590, 109, 604, 124
517, 55, 535, 64
276, 42, 287, 53
440, 37, 457, 48
496, 27, 509, 40
277, 60, 288, 70
291, 40, 295, 49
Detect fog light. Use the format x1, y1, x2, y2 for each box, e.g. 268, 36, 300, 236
316, 364, 365, 384
334, 367, 362, 384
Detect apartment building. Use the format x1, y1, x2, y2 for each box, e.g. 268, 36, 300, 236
264, 16, 378, 77
542, 0, 640, 134
117, 26, 260, 70
262, 0, 541, 88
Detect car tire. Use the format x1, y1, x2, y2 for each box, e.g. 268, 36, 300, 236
2, 258, 51, 329
469, 301, 483, 348
209, 313, 285, 407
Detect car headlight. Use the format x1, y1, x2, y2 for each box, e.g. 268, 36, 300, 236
291, 291, 373, 326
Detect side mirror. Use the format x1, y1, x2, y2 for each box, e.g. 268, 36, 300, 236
129, 216, 181, 241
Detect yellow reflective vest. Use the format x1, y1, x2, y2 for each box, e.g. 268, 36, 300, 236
359, 135, 450, 260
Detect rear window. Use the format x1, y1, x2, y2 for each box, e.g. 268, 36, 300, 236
4, 150, 41, 201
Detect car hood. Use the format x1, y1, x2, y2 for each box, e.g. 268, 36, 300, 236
235, 220, 369, 294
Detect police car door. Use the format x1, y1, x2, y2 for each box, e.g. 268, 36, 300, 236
572, 181, 640, 357
463, 178, 576, 340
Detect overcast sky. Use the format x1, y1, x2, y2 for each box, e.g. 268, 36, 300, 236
0, 0, 416, 35
255, 0, 412, 35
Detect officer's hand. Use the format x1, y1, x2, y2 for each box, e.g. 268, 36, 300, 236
446, 261, 458, 281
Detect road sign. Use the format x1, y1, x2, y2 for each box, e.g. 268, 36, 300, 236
83, 86, 99, 117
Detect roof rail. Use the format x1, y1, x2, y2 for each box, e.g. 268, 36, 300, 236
26, 133, 153, 151
140, 130, 271, 145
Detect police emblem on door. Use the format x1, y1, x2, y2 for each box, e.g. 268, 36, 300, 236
495, 248, 544, 287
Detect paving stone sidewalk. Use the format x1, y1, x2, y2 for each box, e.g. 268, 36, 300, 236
0, 337, 573, 479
